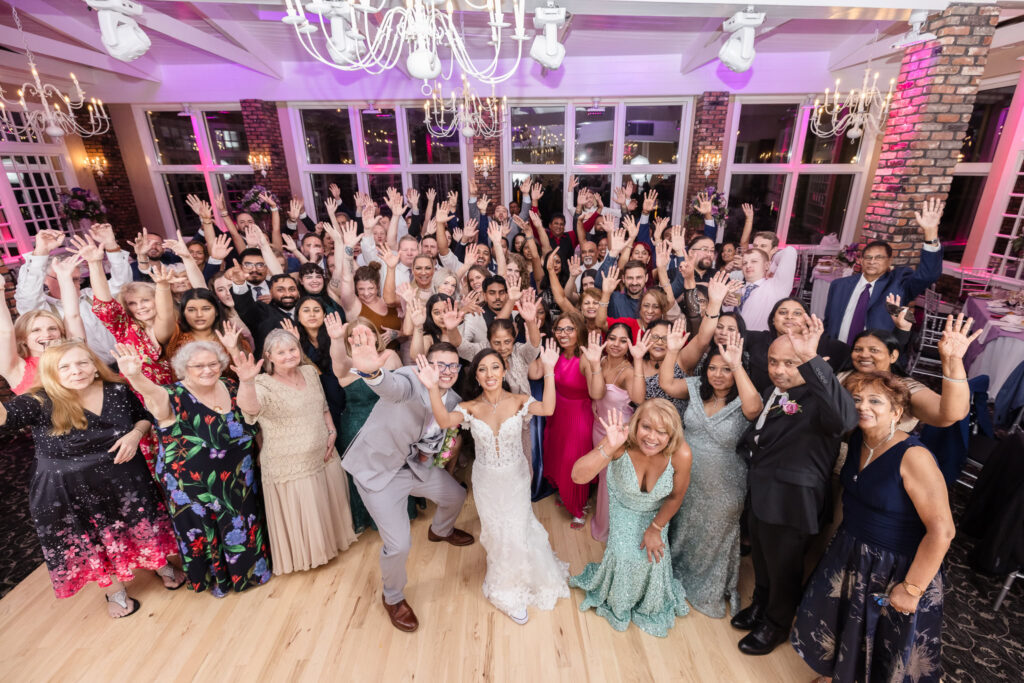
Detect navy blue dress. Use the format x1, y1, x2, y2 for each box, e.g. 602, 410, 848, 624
791, 432, 944, 683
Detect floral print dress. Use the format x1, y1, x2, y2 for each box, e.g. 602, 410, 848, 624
93, 297, 172, 474
2, 382, 178, 598
155, 379, 271, 597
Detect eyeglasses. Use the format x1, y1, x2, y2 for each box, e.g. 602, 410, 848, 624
241, 262, 267, 270
690, 247, 714, 253
647, 334, 668, 343
186, 362, 222, 371
861, 254, 889, 262
554, 325, 576, 334
431, 361, 462, 374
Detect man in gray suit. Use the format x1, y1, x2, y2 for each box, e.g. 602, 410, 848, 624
342, 334, 474, 632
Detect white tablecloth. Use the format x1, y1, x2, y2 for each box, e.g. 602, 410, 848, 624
968, 336, 1024, 399
809, 269, 845, 319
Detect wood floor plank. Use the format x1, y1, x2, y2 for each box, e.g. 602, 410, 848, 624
0, 494, 816, 682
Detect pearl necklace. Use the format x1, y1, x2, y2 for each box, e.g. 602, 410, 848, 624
480, 391, 508, 414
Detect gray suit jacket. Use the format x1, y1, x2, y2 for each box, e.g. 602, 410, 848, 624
341, 366, 461, 492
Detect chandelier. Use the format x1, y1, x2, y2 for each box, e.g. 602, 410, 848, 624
281, 1, 529, 91
696, 151, 721, 178
0, 8, 111, 140
811, 65, 896, 140
425, 77, 507, 138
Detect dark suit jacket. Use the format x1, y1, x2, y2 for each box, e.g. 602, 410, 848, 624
231, 288, 293, 357
823, 246, 942, 339
740, 356, 858, 534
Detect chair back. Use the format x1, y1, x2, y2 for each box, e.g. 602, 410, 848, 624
959, 267, 994, 298
909, 287, 947, 379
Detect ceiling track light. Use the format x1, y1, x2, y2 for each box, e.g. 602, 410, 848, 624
85, 0, 151, 62
718, 6, 765, 73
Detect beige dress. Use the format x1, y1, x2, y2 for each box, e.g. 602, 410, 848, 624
244, 365, 358, 574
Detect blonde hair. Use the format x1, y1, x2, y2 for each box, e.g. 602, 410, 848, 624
342, 316, 386, 355
29, 340, 124, 435
117, 281, 157, 327
262, 329, 310, 374
432, 268, 458, 294
13, 309, 66, 358
625, 398, 683, 458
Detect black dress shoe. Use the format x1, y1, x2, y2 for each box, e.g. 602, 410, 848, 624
738, 622, 789, 656
730, 602, 764, 631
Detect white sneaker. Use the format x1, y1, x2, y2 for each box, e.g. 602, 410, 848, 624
508, 607, 529, 625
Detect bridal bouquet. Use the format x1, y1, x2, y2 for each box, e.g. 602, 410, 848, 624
433, 428, 460, 469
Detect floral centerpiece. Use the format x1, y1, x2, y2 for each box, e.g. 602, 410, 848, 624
837, 243, 860, 267
1007, 289, 1024, 308
689, 186, 728, 222
58, 187, 107, 223
235, 185, 279, 216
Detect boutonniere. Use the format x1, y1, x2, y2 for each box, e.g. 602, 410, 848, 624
432, 427, 460, 468
771, 396, 802, 416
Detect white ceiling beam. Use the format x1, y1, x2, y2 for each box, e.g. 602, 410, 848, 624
681, 18, 793, 74
192, 2, 283, 78
133, 6, 282, 79
4, 0, 163, 82
0, 25, 160, 82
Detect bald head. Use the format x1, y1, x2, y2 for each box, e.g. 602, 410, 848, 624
767, 335, 806, 390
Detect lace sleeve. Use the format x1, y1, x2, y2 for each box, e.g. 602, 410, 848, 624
517, 396, 535, 417
454, 404, 472, 429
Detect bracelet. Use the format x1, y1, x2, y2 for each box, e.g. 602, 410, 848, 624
220, 211, 229, 217
270, 207, 279, 212
942, 375, 968, 383
650, 520, 663, 531
544, 373, 554, 378
705, 312, 721, 319
129, 427, 147, 438
598, 444, 611, 460
902, 581, 924, 598
598, 302, 609, 307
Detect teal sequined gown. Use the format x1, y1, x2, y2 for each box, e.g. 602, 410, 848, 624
569, 452, 689, 637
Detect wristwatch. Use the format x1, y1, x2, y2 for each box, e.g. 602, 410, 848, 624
924, 239, 939, 247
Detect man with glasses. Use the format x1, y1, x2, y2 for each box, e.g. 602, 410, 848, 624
823, 199, 944, 343
235, 248, 271, 301
342, 340, 474, 633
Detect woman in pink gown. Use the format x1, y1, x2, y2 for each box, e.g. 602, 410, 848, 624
589, 322, 648, 542
543, 310, 601, 528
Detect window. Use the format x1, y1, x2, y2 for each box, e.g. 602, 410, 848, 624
204, 111, 249, 166
406, 109, 460, 165
147, 110, 200, 165
160, 173, 208, 236
0, 153, 73, 261
308, 174, 359, 217
511, 106, 565, 165
725, 101, 869, 246
301, 109, 355, 164
361, 109, 400, 165
624, 105, 682, 165
988, 153, 1024, 280
961, 85, 1014, 164
574, 106, 614, 164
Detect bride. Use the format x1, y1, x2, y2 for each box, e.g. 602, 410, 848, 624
413, 339, 569, 625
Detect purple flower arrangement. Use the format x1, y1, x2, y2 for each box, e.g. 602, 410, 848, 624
689, 186, 728, 222
58, 187, 107, 222
235, 185, 279, 215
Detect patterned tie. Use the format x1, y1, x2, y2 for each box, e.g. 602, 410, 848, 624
253, 284, 265, 297
740, 282, 759, 308
847, 282, 872, 345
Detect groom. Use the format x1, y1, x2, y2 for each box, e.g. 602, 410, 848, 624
342, 333, 474, 632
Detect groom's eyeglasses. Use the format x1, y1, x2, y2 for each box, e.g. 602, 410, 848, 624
431, 361, 462, 374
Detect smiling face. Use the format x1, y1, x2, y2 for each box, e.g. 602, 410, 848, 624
580, 241, 598, 268
184, 349, 223, 388
721, 243, 736, 263
852, 383, 901, 432
639, 291, 663, 325
124, 289, 157, 322
850, 334, 897, 373
25, 314, 63, 355
268, 338, 302, 373
550, 216, 566, 237
55, 346, 97, 391
475, 352, 506, 393
300, 270, 324, 294
270, 278, 299, 309
646, 323, 669, 361
437, 275, 457, 297
767, 337, 806, 390
772, 300, 808, 336
705, 352, 735, 394
297, 299, 325, 331
581, 293, 600, 319
631, 244, 650, 264
476, 245, 492, 266
212, 276, 234, 307
183, 297, 217, 332
467, 270, 485, 293
597, 237, 608, 260
355, 279, 379, 304
553, 317, 579, 351
635, 416, 671, 456
188, 242, 207, 266
413, 256, 434, 288
689, 238, 715, 271
429, 349, 461, 390
605, 326, 630, 358
623, 266, 647, 297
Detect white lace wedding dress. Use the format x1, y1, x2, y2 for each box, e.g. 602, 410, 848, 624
457, 398, 570, 617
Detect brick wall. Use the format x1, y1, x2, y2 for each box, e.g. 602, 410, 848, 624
860, 3, 999, 265
240, 99, 292, 205
470, 136, 502, 214
687, 92, 729, 201
75, 112, 143, 244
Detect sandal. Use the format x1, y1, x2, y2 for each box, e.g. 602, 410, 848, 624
105, 589, 141, 619
156, 564, 186, 590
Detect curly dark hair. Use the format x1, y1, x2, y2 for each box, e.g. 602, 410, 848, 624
463, 347, 512, 401
695, 345, 748, 404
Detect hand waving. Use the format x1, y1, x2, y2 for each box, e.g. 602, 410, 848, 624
230, 352, 264, 382
599, 408, 629, 452
413, 354, 440, 388
937, 313, 982, 361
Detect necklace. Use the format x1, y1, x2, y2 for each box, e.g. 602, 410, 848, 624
184, 382, 225, 413
854, 432, 893, 482
480, 391, 507, 414
602, 357, 629, 380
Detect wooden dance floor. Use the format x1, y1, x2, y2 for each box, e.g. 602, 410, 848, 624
0, 489, 815, 682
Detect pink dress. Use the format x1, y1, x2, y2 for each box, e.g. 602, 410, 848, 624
542, 355, 594, 519
590, 381, 634, 542
12, 355, 40, 395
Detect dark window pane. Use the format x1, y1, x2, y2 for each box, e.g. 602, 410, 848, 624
148, 111, 200, 165
511, 107, 564, 165
215, 173, 256, 221
513, 173, 564, 224
309, 174, 360, 219
734, 104, 798, 164
301, 109, 355, 165
725, 174, 787, 239
361, 109, 400, 165
787, 174, 855, 245
204, 111, 249, 165
628, 173, 676, 223
939, 175, 987, 264
572, 174, 612, 209
802, 110, 862, 164
367, 174, 403, 206
624, 105, 682, 165
574, 106, 614, 164
162, 173, 208, 235
410, 173, 464, 223
961, 85, 1014, 164
406, 109, 460, 165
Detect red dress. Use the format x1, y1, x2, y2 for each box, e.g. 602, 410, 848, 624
92, 297, 172, 474
542, 355, 595, 518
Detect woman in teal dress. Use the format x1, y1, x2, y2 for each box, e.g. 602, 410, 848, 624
657, 326, 763, 617
328, 315, 419, 533
568, 399, 693, 637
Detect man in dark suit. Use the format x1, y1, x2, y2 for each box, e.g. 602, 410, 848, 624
733, 316, 858, 655
227, 269, 299, 356
824, 199, 944, 344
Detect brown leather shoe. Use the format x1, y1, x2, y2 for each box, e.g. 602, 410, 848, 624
382, 594, 419, 632
427, 526, 475, 546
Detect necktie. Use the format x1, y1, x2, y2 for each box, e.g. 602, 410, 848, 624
755, 388, 783, 431
253, 284, 265, 297
847, 283, 872, 344
740, 282, 759, 308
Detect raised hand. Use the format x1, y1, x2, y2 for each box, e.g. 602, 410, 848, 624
162, 229, 192, 259
230, 351, 264, 382
886, 293, 913, 331
655, 240, 671, 269
89, 223, 119, 251
378, 242, 399, 270
447, 189, 459, 207
914, 198, 945, 241
695, 191, 713, 218
214, 319, 241, 351
441, 298, 462, 331
786, 313, 824, 363
348, 325, 389, 374
405, 187, 420, 207
718, 329, 745, 369
602, 265, 621, 294
67, 233, 106, 263
599, 408, 629, 452
620, 216, 638, 241
582, 329, 606, 366
409, 297, 427, 328
463, 217, 479, 243
433, 201, 451, 227
328, 182, 341, 199
519, 176, 532, 198
669, 225, 686, 256
425, 187, 437, 203
653, 216, 670, 242
279, 318, 300, 340
452, 228, 465, 244
50, 253, 84, 281
413, 353, 440, 388
530, 181, 544, 202
33, 229, 65, 256
225, 259, 247, 286
324, 312, 345, 339
506, 272, 523, 302
185, 193, 213, 221
665, 318, 689, 353
281, 233, 299, 255
540, 337, 559, 369
213, 193, 227, 213
741, 202, 754, 220
676, 248, 695, 281
209, 234, 232, 261
339, 222, 358, 247
567, 254, 582, 279
257, 192, 277, 210
486, 223, 503, 249
324, 196, 340, 218
938, 313, 982, 361
243, 225, 266, 248
476, 194, 490, 213
148, 262, 175, 285
609, 227, 628, 257
630, 327, 655, 359
707, 270, 739, 305
518, 288, 538, 322
460, 289, 483, 316
111, 343, 144, 379
642, 189, 659, 214
612, 185, 627, 208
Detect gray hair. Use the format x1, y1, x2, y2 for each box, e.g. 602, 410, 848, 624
172, 340, 229, 379
262, 329, 303, 374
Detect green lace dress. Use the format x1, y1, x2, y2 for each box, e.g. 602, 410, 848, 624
569, 452, 689, 637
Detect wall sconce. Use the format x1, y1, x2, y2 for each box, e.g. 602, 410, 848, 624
84, 155, 108, 177
248, 153, 271, 177
474, 154, 496, 179
697, 151, 721, 178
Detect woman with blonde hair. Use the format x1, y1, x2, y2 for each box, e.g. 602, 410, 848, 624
236, 329, 358, 574
569, 400, 693, 637
0, 340, 181, 618
1, 258, 86, 394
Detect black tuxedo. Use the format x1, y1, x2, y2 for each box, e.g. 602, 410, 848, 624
231, 288, 294, 357
739, 355, 857, 631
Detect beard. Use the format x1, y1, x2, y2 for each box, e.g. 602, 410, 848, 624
274, 296, 297, 309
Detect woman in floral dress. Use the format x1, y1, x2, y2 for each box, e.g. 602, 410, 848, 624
114, 341, 272, 597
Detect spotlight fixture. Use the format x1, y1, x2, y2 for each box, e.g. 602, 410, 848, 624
84, 155, 108, 177
718, 7, 765, 73
85, 0, 151, 63
889, 9, 937, 49
530, 1, 567, 71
